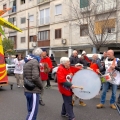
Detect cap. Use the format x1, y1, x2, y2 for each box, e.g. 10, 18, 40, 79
82, 51, 86, 55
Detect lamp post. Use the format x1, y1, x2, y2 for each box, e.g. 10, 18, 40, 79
27, 13, 30, 54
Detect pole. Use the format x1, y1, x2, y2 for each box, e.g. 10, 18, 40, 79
27, 13, 30, 54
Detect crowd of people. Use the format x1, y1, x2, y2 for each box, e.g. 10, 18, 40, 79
12, 47, 120, 120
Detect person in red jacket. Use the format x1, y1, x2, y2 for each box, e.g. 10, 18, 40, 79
57, 57, 83, 120
39, 50, 52, 106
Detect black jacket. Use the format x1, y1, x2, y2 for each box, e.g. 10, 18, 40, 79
69, 55, 80, 66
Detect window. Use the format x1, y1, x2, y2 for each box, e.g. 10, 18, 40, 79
55, 4, 62, 15
80, 0, 89, 8
30, 36, 33, 42
105, 27, 115, 33
3, 4, 7, 10
38, 30, 50, 40
80, 24, 88, 36
8, 17, 16, 25
21, 37, 25, 43
55, 29, 62, 39
40, 8, 50, 25
29, 15, 34, 22
21, 0, 25, 4
21, 17, 26, 24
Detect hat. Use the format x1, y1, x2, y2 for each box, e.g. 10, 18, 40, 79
82, 51, 86, 55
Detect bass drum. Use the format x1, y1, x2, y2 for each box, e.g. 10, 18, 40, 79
72, 69, 101, 100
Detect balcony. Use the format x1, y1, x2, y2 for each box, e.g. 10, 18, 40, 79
38, 40, 50, 47
40, 17, 50, 26
8, 6, 16, 14
96, 1, 116, 14
37, 0, 50, 5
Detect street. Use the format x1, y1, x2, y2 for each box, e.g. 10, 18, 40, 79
0, 76, 120, 120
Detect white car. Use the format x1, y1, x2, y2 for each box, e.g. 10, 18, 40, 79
5, 58, 15, 75
51, 66, 59, 82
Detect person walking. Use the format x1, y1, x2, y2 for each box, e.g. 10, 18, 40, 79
57, 57, 83, 120
24, 48, 43, 120
39, 50, 52, 106
14, 54, 25, 88
96, 50, 120, 109
70, 50, 86, 106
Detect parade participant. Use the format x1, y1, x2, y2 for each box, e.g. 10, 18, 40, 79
24, 47, 43, 120
81, 51, 91, 66
70, 50, 86, 106
39, 50, 52, 106
57, 57, 83, 120
90, 54, 103, 74
14, 54, 25, 88
96, 50, 120, 109
41, 50, 52, 89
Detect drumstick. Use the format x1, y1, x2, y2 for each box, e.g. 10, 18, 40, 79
74, 86, 83, 90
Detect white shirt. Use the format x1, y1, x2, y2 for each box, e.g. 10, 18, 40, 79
14, 58, 25, 74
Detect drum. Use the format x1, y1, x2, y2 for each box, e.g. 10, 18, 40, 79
72, 69, 101, 100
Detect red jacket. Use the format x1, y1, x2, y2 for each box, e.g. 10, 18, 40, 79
57, 65, 81, 96
40, 57, 52, 81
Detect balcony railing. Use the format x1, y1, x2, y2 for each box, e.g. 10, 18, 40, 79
40, 17, 50, 25
96, 1, 116, 14
37, 0, 50, 4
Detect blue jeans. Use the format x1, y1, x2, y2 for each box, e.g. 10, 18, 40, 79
61, 94, 75, 120
25, 92, 39, 120
100, 82, 117, 104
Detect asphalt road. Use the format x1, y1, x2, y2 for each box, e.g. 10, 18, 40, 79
0, 76, 120, 120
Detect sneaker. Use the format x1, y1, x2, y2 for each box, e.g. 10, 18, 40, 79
79, 101, 86, 106
110, 104, 116, 110
39, 100, 45, 106
61, 114, 68, 118
72, 100, 75, 106
48, 86, 52, 89
17, 85, 20, 88
45, 85, 49, 89
96, 103, 104, 108
23, 85, 24, 88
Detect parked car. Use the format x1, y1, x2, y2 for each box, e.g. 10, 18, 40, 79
49, 60, 57, 80
5, 58, 15, 75
51, 66, 58, 82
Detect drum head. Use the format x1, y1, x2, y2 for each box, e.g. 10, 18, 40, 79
72, 69, 101, 100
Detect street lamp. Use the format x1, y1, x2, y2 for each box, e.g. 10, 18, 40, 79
27, 13, 30, 54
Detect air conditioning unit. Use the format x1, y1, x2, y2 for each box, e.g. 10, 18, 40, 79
32, 42, 37, 47
62, 39, 66, 44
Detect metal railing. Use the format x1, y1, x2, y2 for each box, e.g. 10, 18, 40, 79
96, 2, 116, 14
37, 0, 50, 4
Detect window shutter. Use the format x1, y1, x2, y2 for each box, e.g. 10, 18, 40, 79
33, 35, 37, 42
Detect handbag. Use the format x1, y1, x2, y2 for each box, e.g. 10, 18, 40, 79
24, 78, 36, 91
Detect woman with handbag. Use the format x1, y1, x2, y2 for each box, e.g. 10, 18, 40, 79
39, 50, 52, 106
24, 48, 43, 120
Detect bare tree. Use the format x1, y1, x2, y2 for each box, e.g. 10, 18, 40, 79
67, 0, 119, 53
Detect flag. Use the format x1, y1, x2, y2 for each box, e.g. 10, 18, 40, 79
0, 35, 8, 83
0, 17, 22, 32
0, 8, 11, 16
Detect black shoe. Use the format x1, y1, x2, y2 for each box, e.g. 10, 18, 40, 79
39, 100, 45, 106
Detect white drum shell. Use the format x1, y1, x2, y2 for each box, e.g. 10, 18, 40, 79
72, 69, 101, 100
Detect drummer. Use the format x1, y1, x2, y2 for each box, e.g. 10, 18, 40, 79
96, 50, 120, 110
57, 57, 83, 120
70, 50, 87, 106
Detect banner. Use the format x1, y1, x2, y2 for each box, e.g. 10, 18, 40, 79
0, 8, 11, 16
0, 35, 8, 83
0, 17, 22, 32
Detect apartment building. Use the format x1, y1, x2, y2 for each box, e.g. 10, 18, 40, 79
0, 0, 120, 62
